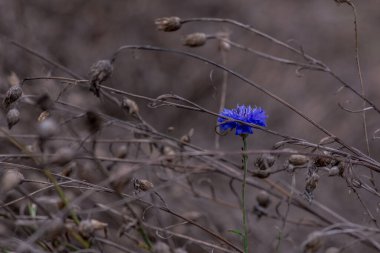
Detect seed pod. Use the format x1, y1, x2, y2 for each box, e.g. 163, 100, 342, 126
37, 118, 59, 139
255, 154, 275, 170
152, 241, 170, 253
6, 108, 20, 129
328, 166, 340, 177
122, 98, 139, 115
252, 169, 270, 178
305, 172, 319, 198
79, 219, 108, 238
51, 147, 75, 165
155, 17, 182, 32
3, 85, 22, 109
314, 152, 332, 167
256, 190, 271, 208
0, 169, 24, 193
116, 145, 128, 158
180, 128, 194, 144
288, 154, 309, 166
133, 178, 154, 192
89, 59, 113, 97
183, 33, 207, 47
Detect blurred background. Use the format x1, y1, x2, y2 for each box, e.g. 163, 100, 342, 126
1, 1, 380, 252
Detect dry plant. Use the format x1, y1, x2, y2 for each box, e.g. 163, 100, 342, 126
0, 1, 380, 253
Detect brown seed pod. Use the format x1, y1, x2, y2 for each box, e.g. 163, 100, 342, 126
305, 172, 320, 200
314, 152, 332, 167
288, 154, 309, 166
0, 169, 24, 193
155, 17, 182, 32
78, 219, 108, 238
6, 108, 20, 129
89, 59, 113, 97
133, 178, 154, 192
256, 190, 271, 208
183, 33, 207, 47
252, 169, 270, 178
3, 85, 22, 109
255, 153, 275, 170
122, 98, 139, 115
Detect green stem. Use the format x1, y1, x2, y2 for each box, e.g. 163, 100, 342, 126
241, 134, 249, 253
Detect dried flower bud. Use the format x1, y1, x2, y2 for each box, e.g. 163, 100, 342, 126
89, 59, 113, 97
155, 17, 182, 32
180, 128, 194, 144
3, 85, 22, 109
0, 169, 24, 193
255, 154, 275, 170
328, 166, 340, 177
288, 154, 309, 166
133, 178, 154, 192
256, 190, 271, 208
325, 247, 340, 253
37, 111, 50, 122
314, 152, 332, 167
6, 108, 20, 129
252, 169, 270, 178
85, 111, 102, 132
116, 145, 128, 158
51, 147, 75, 165
79, 219, 108, 238
152, 241, 170, 253
305, 172, 319, 201
122, 98, 139, 115
183, 33, 207, 47
37, 118, 59, 139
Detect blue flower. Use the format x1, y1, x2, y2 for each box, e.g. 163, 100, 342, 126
218, 105, 267, 135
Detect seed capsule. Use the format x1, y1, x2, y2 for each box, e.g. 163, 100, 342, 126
255, 154, 275, 170
6, 108, 20, 129
133, 178, 154, 192
155, 17, 182, 32
3, 85, 22, 109
288, 154, 309, 166
0, 169, 24, 193
89, 59, 113, 97
256, 190, 271, 208
183, 33, 207, 47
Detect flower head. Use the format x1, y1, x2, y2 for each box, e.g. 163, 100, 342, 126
218, 105, 267, 136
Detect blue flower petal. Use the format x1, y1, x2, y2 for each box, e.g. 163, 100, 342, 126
218, 104, 267, 136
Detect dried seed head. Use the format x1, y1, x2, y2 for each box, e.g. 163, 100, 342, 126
180, 128, 194, 144
325, 247, 340, 253
217, 32, 231, 51
314, 152, 332, 167
305, 172, 319, 201
116, 145, 128, 158
288, 154, 309, 166
6, 108, 20, 129
122, 98, 139, 115
256, 190, 271, 208
3, 85, 22, 109
37, 111, 50, 122
152, 241, 170, 253
0, 169, 24, 193
255, 154, 275, 170
328, 166, 340, 177
36, 93, 54, 111
252, 169, 270, 178
37, 118, 59, 139
183, 33, 207, 47
51, 147, 75, 165
85, 111, 102, 132
79, 219, 108, 238
89, 59, 113, 97
155, 16, 182, 32
133, 178, 154, 192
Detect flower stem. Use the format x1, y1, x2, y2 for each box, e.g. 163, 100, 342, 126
241, 134, 249, 253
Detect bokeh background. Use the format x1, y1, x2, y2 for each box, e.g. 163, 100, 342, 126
1, 1, 380, 252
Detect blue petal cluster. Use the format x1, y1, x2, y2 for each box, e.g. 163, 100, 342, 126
218, 105, 267, 135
